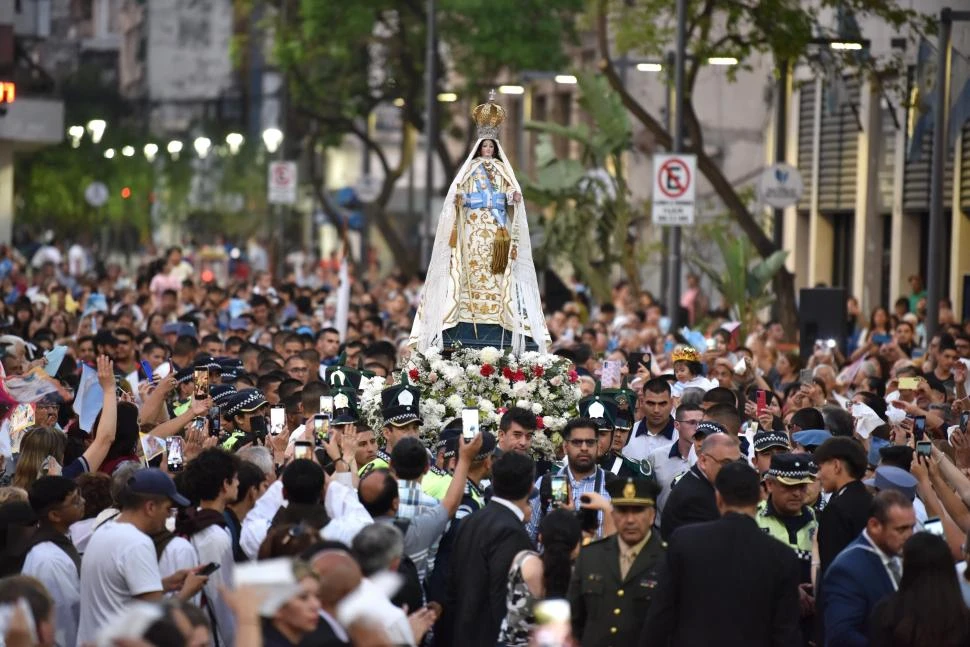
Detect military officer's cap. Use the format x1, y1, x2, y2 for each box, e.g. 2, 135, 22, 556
578, 394, 617, 431
753, 430, 791, 453
606, 477, 660, 508
767, 452, 816, 486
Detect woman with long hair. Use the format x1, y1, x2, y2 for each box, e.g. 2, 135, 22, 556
870, 532, 970, 646
850, 306, 893, 362
773, 350, 800, 401
498, 509, 582, 646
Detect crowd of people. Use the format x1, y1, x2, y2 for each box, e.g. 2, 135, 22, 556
0, 240, 969, 646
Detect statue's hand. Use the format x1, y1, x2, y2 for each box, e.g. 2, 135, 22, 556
511, 191, 522, 204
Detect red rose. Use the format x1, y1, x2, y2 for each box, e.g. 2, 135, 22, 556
532, 365, 545, 378
513, 369, 526, 382
480, 364, 495, 377
408, 368, 420, 382
497, 407, 508, 415
536, 416, 545, 429
568, 370, 579, 384
502, 366, 514, 380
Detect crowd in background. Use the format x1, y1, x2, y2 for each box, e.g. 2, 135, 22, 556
0, 238, 969, 646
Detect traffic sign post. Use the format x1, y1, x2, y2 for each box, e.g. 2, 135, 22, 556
267, 161, 298, 205
651, 153, 696, 226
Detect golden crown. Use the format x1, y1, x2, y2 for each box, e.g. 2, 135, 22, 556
472, 90, 506, 140
671, 346, 700, 363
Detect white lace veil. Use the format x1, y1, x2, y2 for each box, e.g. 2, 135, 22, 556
410, 137, 548, 355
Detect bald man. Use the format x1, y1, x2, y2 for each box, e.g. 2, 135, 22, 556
661, 433, 742, 541
308, 550, 361, 646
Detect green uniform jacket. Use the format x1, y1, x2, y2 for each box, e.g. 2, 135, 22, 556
568, 532, 666, 647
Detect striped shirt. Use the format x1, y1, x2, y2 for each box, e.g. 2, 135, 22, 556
396, 479, 444, 580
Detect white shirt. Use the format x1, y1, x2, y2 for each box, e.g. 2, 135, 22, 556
189, 523, 236, 647
624, 419, 678, 462
241, 480, 285, 560
360, 577, 415, 645
77, 521, 163, 645
861, 529, 901, 591
648, 441, 693, 517
23, 541, 80, 647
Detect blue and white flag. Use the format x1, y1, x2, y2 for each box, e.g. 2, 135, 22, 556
947, 46, 970, 150
73, 363, 103, 433
907, 38, 937, 162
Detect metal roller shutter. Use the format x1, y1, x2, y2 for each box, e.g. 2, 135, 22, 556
818, 77, 860, 213
797, 82, 815, 211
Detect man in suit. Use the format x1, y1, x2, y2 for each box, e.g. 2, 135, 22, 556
639, 462, 801, 646
814, 437, 873, 576
569, 478, 665, 647
306, 548, 361, 646
822, 490, 915, 647
812, 436, 873, 643
443, 451, 535, 647
660, 427, 740, 540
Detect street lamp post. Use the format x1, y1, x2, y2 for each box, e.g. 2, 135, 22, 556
665, 0, 688, 331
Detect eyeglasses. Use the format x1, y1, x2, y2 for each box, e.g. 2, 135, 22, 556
567, 438, 598, 448
703, 453, 741, 467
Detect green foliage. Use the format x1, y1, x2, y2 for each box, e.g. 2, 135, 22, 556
522, 72, 643, 303
603, 0, 932, 81
687, 219, 789, 336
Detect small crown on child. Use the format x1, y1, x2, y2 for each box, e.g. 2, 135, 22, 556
671, 346, 700, 363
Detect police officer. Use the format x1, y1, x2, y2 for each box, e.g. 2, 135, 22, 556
220, 388, 270, 452
756, 452, 818, 645
359, 383, 422, 476
568, 478, 665, 647
580, 394, 650, 483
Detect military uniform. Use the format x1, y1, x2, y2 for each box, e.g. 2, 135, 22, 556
360, 383, 423, 476
568, 478, 665, 647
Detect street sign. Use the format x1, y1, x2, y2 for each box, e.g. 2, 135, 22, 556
268, 161, 298, 205
84, 182, 109, 207
651, 153, 696, 226
758, 163, 804, 208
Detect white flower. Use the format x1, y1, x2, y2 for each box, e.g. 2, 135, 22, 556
531, 403, 543, 415
511, 380, 533, 397
445, 394, 464, 412
516, 399, 531, 409
549, 375, 563, 387
479, 399, 495, 413
465, 364, 482, 377
478, 346, 501, 365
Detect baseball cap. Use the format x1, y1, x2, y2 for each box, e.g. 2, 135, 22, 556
128, 468, 190, 507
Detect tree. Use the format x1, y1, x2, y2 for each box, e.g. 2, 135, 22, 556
248, 0, 584, 269
521, 72, 648, 303
590, 0, 931, 336
687, 218, 788, 339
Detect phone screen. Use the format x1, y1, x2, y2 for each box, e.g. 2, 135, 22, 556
140, 360, 155, 384
461, 408, 479, 440
270, 406, 285, 436
961, 411, 969, 433
898, 377, 920, 391
294, 441, 313, 460
799, 369, 814, 385
192, 417, 205, 432
319, 396, 334, 416
313, 414, 329, 443
916, 440, 932, 457
914, 416, 926, 441
550, 476, 568, 506
167, 437, 184, 471
193, 368, 209, 399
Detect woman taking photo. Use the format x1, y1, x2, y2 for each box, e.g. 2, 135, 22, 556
12, 356, 117, 489
498, 509, 582, 646
870, 532, 970, 646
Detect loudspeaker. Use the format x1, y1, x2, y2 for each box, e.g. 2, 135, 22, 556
962, 274, 970, 322
799, 288, 847, 360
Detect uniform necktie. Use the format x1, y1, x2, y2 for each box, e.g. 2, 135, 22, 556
620, 549, 637, 580
887, 557, 902, 587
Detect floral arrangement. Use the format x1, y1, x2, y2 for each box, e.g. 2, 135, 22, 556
359, 346, 582, 459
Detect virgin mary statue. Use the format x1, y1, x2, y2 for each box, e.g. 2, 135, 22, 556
410, 91, 549, 355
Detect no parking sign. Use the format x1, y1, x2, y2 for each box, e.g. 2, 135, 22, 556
651, 154, 696, 226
